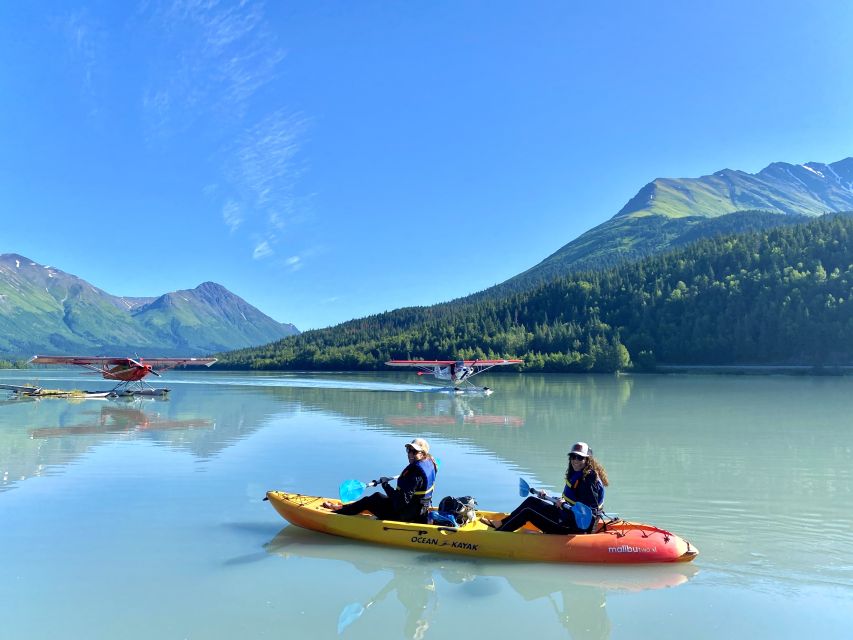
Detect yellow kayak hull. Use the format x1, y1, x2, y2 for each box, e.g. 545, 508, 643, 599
266, 491, 698, 564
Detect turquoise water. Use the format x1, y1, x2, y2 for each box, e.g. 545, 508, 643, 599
1, 370, 851, 638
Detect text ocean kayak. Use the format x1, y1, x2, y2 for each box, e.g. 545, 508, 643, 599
266, 491, 698, 564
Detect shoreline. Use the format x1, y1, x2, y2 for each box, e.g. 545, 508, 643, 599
651, 364, 853, 376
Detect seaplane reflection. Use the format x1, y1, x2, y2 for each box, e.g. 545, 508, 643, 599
386, 396, 523, 428
28, 403, 213, 439
264, 526, 697, 639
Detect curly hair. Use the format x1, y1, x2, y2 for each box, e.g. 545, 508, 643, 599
585, 456, 609, 486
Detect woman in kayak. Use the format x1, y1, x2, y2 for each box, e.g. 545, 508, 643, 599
324, 438, 438, 524
487, 441, 608, 534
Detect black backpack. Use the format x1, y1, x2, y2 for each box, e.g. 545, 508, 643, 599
437, 495, 477, 525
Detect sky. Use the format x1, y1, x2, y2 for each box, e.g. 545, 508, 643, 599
2, 1, 853, 330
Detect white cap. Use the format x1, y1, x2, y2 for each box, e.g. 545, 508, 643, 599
569, 442, 591, 458
406, 438, 430, 454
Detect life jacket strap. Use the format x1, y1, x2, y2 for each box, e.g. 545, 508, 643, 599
414, 482, 434, 496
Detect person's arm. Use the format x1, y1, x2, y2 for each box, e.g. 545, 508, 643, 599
391, 465, 422, 510
380, 477, 398, 499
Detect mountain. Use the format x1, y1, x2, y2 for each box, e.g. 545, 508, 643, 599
494, 157, 853, 294
0, 254, 298, 356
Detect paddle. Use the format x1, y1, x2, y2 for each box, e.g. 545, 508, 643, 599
339, 475, 399, 503
339, 458, 442, 503
519, 477, 594, 531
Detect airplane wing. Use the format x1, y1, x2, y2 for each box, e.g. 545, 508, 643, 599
135, 358, 217, 371
386, 360, 457, 367
385, 359, 522, 368
29, 355, 216, 370
465, 359, 524, 368
30, 355, 135, 366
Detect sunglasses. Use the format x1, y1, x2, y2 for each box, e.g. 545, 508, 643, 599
406, 447, 420, 454
569, 453, 586, 461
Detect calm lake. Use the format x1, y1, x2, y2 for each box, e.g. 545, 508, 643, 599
1, 369, 850, 639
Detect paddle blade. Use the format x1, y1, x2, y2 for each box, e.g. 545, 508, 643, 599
337, 602, 365, 634
571, 501, 593, 531
518, 477, 531, 497
339, 479, 367, 503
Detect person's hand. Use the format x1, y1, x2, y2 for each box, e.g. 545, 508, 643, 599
378, 476, 393, 485
536, 490, 547, 499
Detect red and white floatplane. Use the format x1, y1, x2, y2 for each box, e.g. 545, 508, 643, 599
1, 355, 217, 399
386, 358, 522, 395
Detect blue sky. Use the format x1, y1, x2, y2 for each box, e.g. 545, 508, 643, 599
2, 1, 852, 330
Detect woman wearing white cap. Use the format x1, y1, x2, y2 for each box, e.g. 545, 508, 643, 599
325, 438, 438, 524
487, 441, 608, 534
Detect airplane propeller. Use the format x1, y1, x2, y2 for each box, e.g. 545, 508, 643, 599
129, 357, 161, 377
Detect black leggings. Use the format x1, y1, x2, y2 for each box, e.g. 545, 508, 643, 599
496, 496, 584, 534
336, 492, 427, 523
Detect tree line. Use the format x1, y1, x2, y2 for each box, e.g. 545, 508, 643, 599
215, 213, 853, 372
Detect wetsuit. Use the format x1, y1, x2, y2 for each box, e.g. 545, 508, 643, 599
337, 458, 437, 523
497, 469, 603, 534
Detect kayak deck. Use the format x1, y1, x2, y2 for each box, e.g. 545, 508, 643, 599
266, 491, 698, 564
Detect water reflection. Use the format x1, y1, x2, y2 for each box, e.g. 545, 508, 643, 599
386, 396, 524, 428
264, 526, 697, 639
28, 403, 212, 438
0, 394, 220, 491
0, 371, 636, 492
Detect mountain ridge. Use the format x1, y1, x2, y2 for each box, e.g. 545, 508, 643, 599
616, 158, 853, 220
488, 156, 853, 295
0, 254, 298, 356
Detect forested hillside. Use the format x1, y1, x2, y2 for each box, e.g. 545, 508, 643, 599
481, 209, 810, 297
217, 214, 853, 372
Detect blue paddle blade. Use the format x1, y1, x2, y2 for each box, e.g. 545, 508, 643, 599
571, 501, 593, 531
337, 602, 365, 634
339, 479, 367, 503
518, 477, 531, 497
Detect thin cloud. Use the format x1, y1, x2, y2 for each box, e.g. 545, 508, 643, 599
222, 199, 243, 232
285, 256, 302, 271
55, 9, 104, 116
141, 0, 286, 135
231, 109, 306, 210
140, 1, 307, 261
253, 241, 273, 260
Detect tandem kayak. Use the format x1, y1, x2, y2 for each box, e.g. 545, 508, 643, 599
265, 491, 698, 564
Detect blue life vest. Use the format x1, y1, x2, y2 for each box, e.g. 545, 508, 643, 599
413, 458, 437, 505
563, 469, 604, 509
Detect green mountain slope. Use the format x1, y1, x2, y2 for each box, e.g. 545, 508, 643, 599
133, 282, 298, 353
0, 255, 298, 356
495, 158, 853, 294
617, 159, 853, 219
